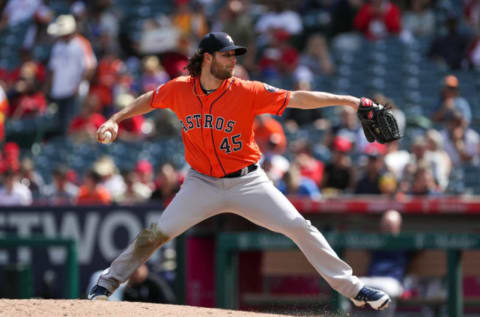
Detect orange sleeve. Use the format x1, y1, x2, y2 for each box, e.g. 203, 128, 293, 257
78, 35, 97, 69
251, 81, 290, 116
0, 88, 8, 113
150, 80, 178, 110
76, 186, 87, 202
0, 98, 8, 114
98, 188, 111, 204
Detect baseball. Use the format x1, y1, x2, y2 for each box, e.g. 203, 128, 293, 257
101, 131, 112, 144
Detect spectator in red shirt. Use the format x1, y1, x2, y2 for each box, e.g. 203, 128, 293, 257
9, 74, 47, 119
293, 140, 324, 187
76, 169, 111, 205
135, 159, 155, 190
119, 116, 144, 139
2, 142, 20, 172
354, 0, 401, 40
7, 49, 47, 90
69, 94, 106, 142
118, 115, 145, 140
89, 53, 125, 116
160, 52, 189, 79
258, 29, 299, 80
0, 48, 47, 90
114, 93, 146, 142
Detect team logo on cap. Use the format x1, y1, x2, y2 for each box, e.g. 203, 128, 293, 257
226, 34, 234, 45
264, 83, 279, 93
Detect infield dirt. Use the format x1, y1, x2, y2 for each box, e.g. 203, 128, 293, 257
0, 299, 308, 317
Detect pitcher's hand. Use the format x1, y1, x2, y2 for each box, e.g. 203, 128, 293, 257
96, 120, 119, 144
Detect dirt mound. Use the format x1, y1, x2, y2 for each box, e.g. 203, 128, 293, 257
0, 299, 294, 317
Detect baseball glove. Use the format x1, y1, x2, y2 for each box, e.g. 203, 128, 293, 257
357, 97, 401, 144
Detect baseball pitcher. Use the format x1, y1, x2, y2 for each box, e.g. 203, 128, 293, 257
89, 32, 399, 311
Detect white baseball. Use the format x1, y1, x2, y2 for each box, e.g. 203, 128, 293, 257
101, 131, 113, 144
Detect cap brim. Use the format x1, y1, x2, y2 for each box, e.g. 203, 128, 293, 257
219, 45, 247, 56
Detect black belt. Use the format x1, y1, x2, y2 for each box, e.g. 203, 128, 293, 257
222, 164, 258, 178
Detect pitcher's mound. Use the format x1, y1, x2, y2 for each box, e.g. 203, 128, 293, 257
0, 299, 291, 317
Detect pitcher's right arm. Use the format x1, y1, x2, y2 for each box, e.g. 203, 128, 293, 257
96, 91, 154, 143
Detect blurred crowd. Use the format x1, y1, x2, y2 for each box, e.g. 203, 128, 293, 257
0, 0, 479, 206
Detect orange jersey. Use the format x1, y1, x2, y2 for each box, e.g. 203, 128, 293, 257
76, 185, 111, 205
253, 116, 287, 154
150, 76, 290, 177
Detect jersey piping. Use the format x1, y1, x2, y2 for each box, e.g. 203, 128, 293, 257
193, 78, 213, 175
209, 78, 234, 176
277, 92, 290, 116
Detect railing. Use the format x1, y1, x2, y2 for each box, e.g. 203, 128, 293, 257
0, 236, 79, 299
216, 232, 480, 317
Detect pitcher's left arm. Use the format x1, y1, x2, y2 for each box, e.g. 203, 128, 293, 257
287, 91, 360, 111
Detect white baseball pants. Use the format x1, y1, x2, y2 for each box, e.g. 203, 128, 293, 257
97, 167, 363, 298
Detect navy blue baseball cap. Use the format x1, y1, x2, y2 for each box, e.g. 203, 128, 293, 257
198, 32, 247, 56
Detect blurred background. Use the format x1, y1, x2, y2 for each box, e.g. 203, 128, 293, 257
0, 0, 480, 316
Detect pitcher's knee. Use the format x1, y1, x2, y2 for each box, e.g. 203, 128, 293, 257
134, 223, 169, 256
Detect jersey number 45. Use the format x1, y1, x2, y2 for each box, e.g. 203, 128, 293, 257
220, 134, 242, 153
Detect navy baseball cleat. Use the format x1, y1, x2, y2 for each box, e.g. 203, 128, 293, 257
351, 286, 391, 310
88, 285, 111, 300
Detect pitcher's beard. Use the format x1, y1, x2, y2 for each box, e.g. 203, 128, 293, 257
211, 60, 233, 80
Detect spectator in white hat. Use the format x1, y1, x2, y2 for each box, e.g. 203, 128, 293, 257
46, 14, 97, 136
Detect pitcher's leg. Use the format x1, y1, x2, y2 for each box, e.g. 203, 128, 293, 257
97, 171, 226, 293
97, 223, 168, 291
227, 172, 363, 298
